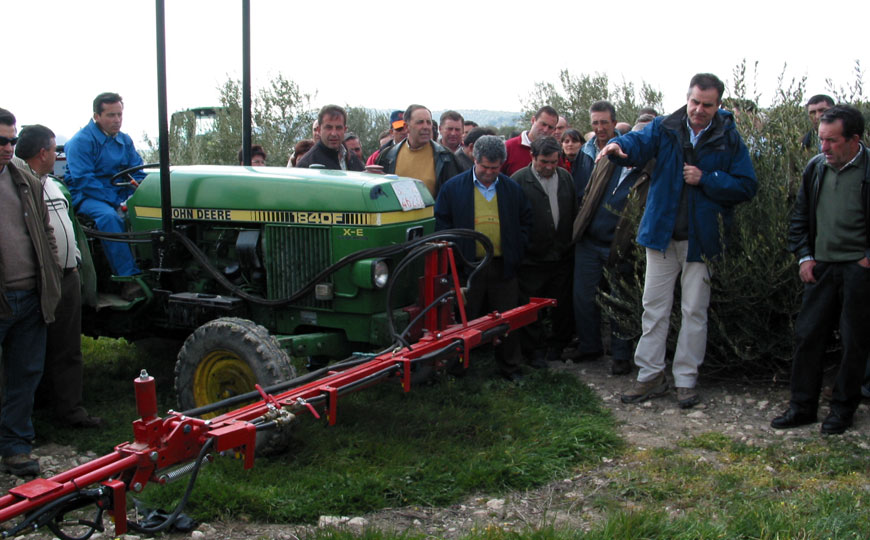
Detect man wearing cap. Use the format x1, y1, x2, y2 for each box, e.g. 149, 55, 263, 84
366, 110, 407, 166
377, 104, 461, 198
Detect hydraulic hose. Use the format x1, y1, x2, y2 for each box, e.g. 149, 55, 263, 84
173, 228, 442, 307
126, 438, 215, 534
2, 488, 105, 539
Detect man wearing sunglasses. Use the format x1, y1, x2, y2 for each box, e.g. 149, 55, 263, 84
0, 108, 62, 477
65, 93, 145, 300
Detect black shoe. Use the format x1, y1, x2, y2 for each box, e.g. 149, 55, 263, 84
771, 408, 817, 429
562, 348, 603, 362
502, 371, 524, 383
527, 350, 549, 370
610, 358, 633, 375
67, 415, 104, 429
820, 411, 853, 435
545, 347, 564, 362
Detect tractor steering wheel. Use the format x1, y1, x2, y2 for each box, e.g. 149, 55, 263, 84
111, 162, 160, 188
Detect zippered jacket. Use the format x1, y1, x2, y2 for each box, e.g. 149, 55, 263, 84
608, 106, 757, 261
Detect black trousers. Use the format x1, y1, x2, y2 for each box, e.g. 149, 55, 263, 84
790, 261, 870, 417
517, 258, 574, 355
39, 269, 85, 421
465, 258, 521, 375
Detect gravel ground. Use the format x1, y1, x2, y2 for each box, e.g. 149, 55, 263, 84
4, 355, 864, 540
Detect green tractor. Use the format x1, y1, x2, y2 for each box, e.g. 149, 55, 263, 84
79, 164, 436, 414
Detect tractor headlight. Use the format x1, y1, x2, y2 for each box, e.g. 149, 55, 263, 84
373, 260, 389, 289
350, 258, 390, 290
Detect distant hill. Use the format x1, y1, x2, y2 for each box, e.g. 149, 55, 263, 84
369, 108, 522, 129
433, 109, 522, 128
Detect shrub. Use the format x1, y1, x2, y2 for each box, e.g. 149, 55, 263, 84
598, 61, 868, 381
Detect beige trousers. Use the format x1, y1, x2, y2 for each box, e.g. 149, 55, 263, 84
633, 241, 711, 388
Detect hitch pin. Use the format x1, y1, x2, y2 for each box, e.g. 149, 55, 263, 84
254, 384, 281, 411
295, 397, 320, 419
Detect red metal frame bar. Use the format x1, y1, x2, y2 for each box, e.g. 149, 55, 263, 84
0, 243, 554, 533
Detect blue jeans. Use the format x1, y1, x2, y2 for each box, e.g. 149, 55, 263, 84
0, 289, 47, 456
77, 198, 140, 276
573, 239, 632, 361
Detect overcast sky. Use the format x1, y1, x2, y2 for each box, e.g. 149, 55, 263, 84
5, 0, 868, 147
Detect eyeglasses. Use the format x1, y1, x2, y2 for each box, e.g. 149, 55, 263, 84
0, 137, 19, 146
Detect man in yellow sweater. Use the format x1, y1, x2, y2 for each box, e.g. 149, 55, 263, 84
377, 104, 461, 198
434, 136, 533, 381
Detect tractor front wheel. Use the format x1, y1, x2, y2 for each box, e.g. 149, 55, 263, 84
175, 318, 296, 414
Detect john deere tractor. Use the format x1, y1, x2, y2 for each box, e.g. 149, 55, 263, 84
78, 164, 436, 413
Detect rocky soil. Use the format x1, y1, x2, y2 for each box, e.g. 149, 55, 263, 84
5, 356, 864, 540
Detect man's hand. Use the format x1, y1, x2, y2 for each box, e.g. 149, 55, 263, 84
683, 164, 702, 185
595, 142, 626, 163
858, 257, 870, 268
799, 260, 816, 283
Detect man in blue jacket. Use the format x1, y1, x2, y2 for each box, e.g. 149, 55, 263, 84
598, 73, 757, 408
65, 93, 145, 299
435, 135, 532, 381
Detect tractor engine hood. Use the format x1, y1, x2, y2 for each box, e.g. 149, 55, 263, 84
126, 166, 434, 227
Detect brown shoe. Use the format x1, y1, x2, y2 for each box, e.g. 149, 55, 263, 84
2, 454, 40, 477
621, 372, 669, 404
676, 387, 701, 409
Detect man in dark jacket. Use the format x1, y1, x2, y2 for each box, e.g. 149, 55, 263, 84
455, 127, 495, 172
569, 118, 654, 375
598, 73, 757, 409
0, 108, 62, 476
801, 94, 834, 152
296, 105, 365, 171
511, 136, 577, 366
377, 105, 460, 198
572, 101, 619, 201
435, 135, 532, 381
772, 105, 870, 435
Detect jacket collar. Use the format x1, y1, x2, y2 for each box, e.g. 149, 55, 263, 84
85, 119, 111, 143
581, 137, 599, 161
391, 138, 447, 157
5, 161, 32, 186
518, 163, 548, 195
315, 139, 343, 160
661, 105, 733, 147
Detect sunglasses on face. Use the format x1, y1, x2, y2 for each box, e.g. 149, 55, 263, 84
0, 137, 19, 146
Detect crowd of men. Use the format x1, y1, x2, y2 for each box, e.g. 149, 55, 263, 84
0, 71, 866, 479
242, 76, 870, 435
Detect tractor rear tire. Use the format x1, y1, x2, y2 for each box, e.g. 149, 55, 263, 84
174, 317, 297, 454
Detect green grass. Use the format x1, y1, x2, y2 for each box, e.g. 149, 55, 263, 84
34, 338, 870, 539
34, 336, 181, 452
36, 337, 621, 525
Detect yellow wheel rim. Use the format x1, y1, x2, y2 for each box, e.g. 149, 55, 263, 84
193, 349, 258, 418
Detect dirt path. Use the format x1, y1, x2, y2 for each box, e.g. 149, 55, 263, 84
6, 357, 864, 539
